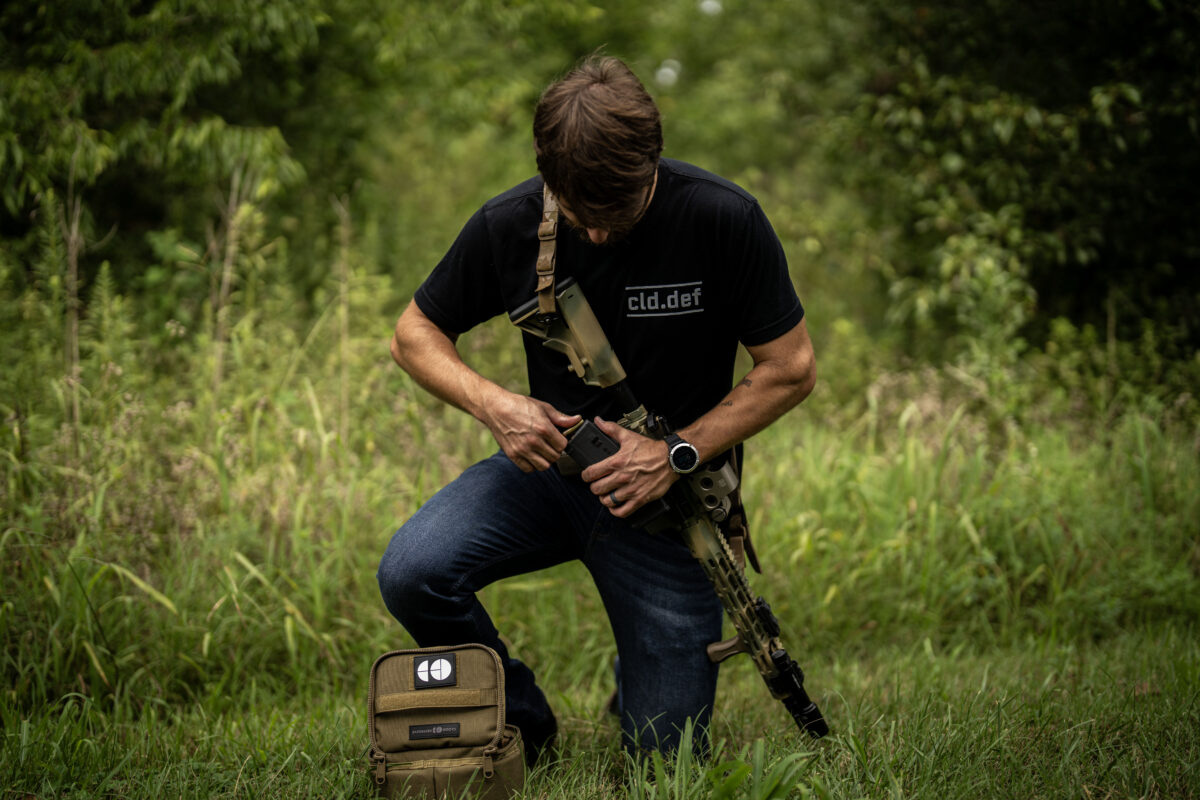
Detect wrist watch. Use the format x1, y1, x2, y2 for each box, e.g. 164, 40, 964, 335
665, 432, 700, 474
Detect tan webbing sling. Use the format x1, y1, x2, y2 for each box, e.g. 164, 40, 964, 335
535, 183, 559, 316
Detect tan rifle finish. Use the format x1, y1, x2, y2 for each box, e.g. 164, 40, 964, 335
510, 280, 827, 737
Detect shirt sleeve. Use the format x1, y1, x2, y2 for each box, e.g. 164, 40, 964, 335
729, 201, 805, 347
412, 206, 507, 335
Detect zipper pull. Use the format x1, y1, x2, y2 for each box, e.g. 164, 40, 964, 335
482, 754, 495, 779
373, 754, 387, 785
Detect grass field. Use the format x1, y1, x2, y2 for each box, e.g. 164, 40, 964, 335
3, 301, 1197, 797
4, 611, 1196, 798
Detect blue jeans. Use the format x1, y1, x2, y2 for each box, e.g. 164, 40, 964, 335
377, 451, 723, 754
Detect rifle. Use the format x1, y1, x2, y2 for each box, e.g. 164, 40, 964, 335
509, 278, 828, 739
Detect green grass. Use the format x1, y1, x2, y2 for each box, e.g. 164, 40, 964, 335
3, 625, 1195, 798
3, 180, 1198, 797
4, 350, 1198, 798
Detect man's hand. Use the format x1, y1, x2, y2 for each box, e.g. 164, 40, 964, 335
481, 391, 581, 473
391, 302, 581, 473
580, 417, 678, 517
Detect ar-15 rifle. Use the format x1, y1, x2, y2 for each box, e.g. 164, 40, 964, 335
509, 278, 828, 739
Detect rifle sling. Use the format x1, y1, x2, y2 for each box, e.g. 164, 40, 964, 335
535, 183, 559, 316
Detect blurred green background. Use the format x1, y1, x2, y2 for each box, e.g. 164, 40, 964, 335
2, 1, 1198, 797
5, 0, 1200, 384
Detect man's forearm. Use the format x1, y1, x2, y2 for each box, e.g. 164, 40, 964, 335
391, 300, 501, 422
584, 319, 815, 517
679, 319, 816, 464
391, 299, 581, 472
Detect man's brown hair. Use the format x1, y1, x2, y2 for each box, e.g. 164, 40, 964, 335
533, 56, 663, 234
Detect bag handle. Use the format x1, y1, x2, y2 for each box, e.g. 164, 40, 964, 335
375, 687, 499, 713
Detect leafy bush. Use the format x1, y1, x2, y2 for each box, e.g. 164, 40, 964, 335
851, 0, 1200, 368
0, 0, 403, 308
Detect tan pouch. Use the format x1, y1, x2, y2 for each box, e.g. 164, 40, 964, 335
368, 644, 525, 799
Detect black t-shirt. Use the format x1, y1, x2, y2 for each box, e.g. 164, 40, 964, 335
414, 158, 804, 427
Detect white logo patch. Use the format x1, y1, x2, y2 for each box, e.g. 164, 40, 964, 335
625, 281, 704, 318
413, 654, 457, 688
417, 658, 453, 682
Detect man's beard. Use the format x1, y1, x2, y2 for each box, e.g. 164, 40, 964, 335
563, 217, 632, 247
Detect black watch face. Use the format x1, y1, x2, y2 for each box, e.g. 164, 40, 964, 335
671, 443, 699, 473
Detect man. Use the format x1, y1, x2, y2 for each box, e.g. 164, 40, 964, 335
378, 56, 815, 760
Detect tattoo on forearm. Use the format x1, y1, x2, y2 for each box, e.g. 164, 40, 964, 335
721, 378, 752, 408
720, 379, 752, 409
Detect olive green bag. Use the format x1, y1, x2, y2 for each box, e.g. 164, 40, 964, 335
368, 644, 525, 799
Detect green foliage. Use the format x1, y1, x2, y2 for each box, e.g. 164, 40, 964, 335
851, 0, 1200, 368
3, 2, 1198, 796
1, 1, 310, 202
0, 0, 407, 308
